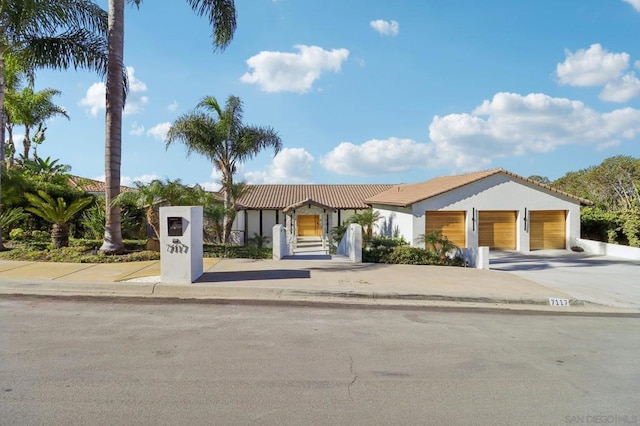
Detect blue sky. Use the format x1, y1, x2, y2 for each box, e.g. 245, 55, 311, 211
31, 0, 640, 190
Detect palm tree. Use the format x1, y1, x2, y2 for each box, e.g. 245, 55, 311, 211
21, 156, 71, 178
166, 95, 281, 242
101, 0, 237, 254
415, 231, 459, 263
113, 178, 208, 240
5, 86, 69, 160
25, 190, 93, 248
0, 0, 108, 250
348, 209, 382, 241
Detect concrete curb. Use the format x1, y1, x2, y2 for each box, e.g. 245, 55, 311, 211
1, 279, 635, 316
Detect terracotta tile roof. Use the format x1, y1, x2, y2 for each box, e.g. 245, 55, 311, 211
364, 168, 592, 207
68, 175, 132, 194
236, 184, 396, 210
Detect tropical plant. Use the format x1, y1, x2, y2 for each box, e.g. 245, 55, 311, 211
21, 156, 71, 178
80, 198, 144, 240
0, 0, 109, 250
415, 231, 460, 263
166, 95, 280, 242
4, 86, 69, 160
24, 190, 93, 248
248, 232, 270, 249
101, 0, 237, 254
348, 209, 382, 241
0, 207, 29, 231
113, 178, 208, 239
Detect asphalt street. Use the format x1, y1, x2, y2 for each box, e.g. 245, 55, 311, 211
1, 299, 639, 425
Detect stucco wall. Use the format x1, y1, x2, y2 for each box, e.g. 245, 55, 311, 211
372, 205, 415, 243
375, 174, 581, 252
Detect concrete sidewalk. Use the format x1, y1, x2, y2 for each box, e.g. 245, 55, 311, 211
0, 257, 637, 314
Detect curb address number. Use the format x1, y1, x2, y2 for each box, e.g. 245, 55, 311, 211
549, 298, 570, 306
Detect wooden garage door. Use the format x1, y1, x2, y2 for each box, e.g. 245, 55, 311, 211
425, 211, 466, 248
297, 215, 320, 237
530, 210, 566, 250
478, 211, 517, 250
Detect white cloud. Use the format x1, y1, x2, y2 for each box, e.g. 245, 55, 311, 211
600, 72, 640, 102
244, 148, 314, 183
556, 44, 629, 87
79, 82, 105, 116
240, 45, 349, 93
121, 173, 160, 186
79, 67, 148, 116
147, 122, 171, 141
427, 92, 640, 169
596, 140, 621, 151
556, 44, 640, 102
92, 173, 159, 186
623, 0, 640, 12
130, 122, 145, 136
370, 19, 399, 36
322, 138, 432, 176
200, 169, 223, 192
167, 101, 178, 112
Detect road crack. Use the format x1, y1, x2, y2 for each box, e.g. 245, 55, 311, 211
347, 353, 358, 400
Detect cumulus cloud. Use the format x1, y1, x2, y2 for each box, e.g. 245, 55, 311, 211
428, 92, 640, 169
322, 138, 432, 176
556, 44, 640, 102
121, 173, 160, 186
600, 73, 640, 102
92, 173, 159, 186
130, 122, 145, 136
79, 82, 105, 116
240, 45, 349, 93
370, 19, 399, 36
79, 67, 148, 116
146, 122, 171, 141
623, 0, 640, 12
200, 169, 223, 192
244, 148, 314, 183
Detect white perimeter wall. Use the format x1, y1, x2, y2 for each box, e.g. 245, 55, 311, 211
374, 174, 581, 252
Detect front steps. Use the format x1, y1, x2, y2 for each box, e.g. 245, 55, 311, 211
293, 236, 328, 256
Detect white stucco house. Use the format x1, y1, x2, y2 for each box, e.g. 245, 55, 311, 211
364, 169, 590, 253
230, 184, 394, 250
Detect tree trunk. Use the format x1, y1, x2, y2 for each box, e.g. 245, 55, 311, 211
100, 0, 125, 254
22, 126, 30, 160
0, 53, 6, 250
222, 173, 232, 242
146, 206, 160, 239
51, 223, 69, 249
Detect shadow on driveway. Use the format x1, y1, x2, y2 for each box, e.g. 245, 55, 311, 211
196, 269, 311, 283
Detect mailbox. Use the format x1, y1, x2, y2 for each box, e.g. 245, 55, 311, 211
167, 217, 183, 236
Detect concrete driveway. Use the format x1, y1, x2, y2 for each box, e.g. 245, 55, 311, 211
490, 250, 640, 309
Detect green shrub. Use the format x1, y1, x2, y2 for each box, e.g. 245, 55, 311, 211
204, 243, 271, 259
31, 230, 51, 241
385, 246, 438, 265
9, 228, 27, 241
363, 237, 407, 263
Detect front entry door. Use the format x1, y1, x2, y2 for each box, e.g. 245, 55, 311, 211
298, 215, 321, 237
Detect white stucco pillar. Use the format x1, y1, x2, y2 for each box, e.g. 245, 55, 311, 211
160, 206, 203, 283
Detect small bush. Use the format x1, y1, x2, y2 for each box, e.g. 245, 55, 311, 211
386, 246, 439, 265
363, 237, 407, 263
31, 230, 51, 241
204, 243, 271, 259
9, 228, 27, 241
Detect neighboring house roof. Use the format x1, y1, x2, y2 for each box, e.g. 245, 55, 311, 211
364, 168, 592, 207
68, 175, 132, 194
236, 184, 396, 210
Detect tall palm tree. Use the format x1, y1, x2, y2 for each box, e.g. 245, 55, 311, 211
0, 0, 108, 250
5, 86, 69, 160
101, 0, 236, 253
166, 95, 281, 242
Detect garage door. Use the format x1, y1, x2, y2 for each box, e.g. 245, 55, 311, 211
478, 211, 517, 250
530, 210, 566, 250
425, 211, 466, 248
